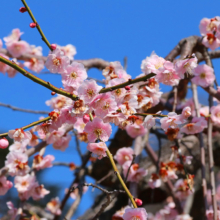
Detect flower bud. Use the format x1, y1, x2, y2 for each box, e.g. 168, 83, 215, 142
69, 162, 76, 170
83, 114, 90, 123
30, 22, 37, 28
0, 138, 9, 149
134, 198, 143, 206
51, 44, 57, 50
125, 86, 130, 90
19, 7, 27, 13
51, 91, 56, 96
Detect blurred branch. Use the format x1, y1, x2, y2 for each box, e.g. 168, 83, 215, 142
0, 102, 50, 114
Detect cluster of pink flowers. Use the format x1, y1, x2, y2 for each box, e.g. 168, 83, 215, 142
200, 17, 220, 50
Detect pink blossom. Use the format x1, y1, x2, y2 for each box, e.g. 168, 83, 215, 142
112, 206, 131, 220
7, 201, 18, 220
180, 117, 207, 134
156, 61, 180, 86
0, 53, 10, 73
78, 79, 102, 104
123, 207, 148, 220
126, 123, 147, 138
180, 106, 191, 121
32, 184, 50, 200
8, 128, 32, 142
6, 40, 30, 58
143, 115, 156, 129
102, 61, 131, 83
87, 142, 107, 159
202, 33, 220, 50
174, 54, 198, 79
178, 98, 197, 117
71, 99, 89, 116
46, 197, 62, 215
33, 154, 55, 170
90, 93, 118, 118
3, 28, 23, 43
14, 174, 38, 199
5, 151, 30, 176
192, 64, 215, 87
58, 44, 77, 60
141, 52, 165, 75
123, 161, 148, 182
103, 112, 127, 126
45, 48, 70, 73
114, 147, 134, 165
83, 114, 90, 123
9, 141, 27, 153
0, 176, 13, 195
66, 184, 88, 200
61, 62, 87, 90
74, 117, 86, 133
136, 93, 152, 109
160, 112, 182, 131
0, 137, 9, 149
211, 104, 220, 126
24, 58, 44, 73
174, 179, 193, 200
46, 128, 71, 151
148, 174, 161, 189
200, 106, 209, 117
84, 117, 112, 142
46, 95, 73, 111
199, 17, 220, 35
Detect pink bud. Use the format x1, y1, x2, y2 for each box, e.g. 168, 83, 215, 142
19, 7, 27, 13
92, 111, 96, 117
51, 44, 57, 50
0, 138, 9, 149
51, 91, 56, 96
30, 22, 37, 28
83, 114, 90, 123
135, 198, 143, 206
125, 86, 130, 91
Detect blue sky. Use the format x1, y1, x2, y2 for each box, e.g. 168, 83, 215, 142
1, 0, 220, 218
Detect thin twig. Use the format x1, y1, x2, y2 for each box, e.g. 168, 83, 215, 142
21, 0, 52, 50
172, 86, 178, 112
73, 131, 83, 161
125, 154, 136, 183
0, 116, 51, 138
0, 102, 49, 114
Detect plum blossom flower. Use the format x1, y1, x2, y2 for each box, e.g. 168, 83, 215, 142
114, 147, 134, 166
58, 44, 77, 60
200, 106, 209, 118
24, 57, 44, 73
90, 93, 118, 118
123, 207, 148, 220
199, 17, 220, 35
180, 117, 207, 134
46, 127, 71, 151
87, 142, 107, 159
45, 48, 70, 73
211, 105, 220, 126
5, 151, 30, 176
46, 197, 61, 215
180, 106, 191, 121
0, 137, 9, 149
202, 33, 220, 50
78, 79, 102, 104
126, 122, 147, 138
6, 40, 30, 58
160, 112, 182, 131
156, 61, 180, 86
192, 64, 215, 87
14, 174, 38, 200
32, 154, 55, 170
9, 141, 27, 153
8, 128, 32, 143
174, 179, 193, 200
66, 184, 88, 200
148, 173, 161, 189
7, 201, 18, 220
0, 176, 13, 195
74, 117, 86, 133
32, 184, 50, 200
3, 29, 23, 43
123, 161, 148, 182
84, 117, 112, 142
141, 52, 165, 75
175, 54, 198, 78
112, 206, 131, 220
61, 62, 87, 90
143, 115, 156, 129
46, 95, 73, 111
103, 112, 127, 126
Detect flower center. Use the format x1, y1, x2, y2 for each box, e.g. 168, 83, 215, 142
216, 112, 220, 118
21, 181, 27, 186
94, 129, 102, 138
52, 58, 61, 66
200, 73, 206, 79
115, 89, 121, 96
70, 72, 77, 79
132, 217, 141, 220
186, 123, 194, 130
87, 89, 95, 97
103, 102, 110, 109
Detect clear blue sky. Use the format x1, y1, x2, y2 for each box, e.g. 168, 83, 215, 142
0, 0, 220, 218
